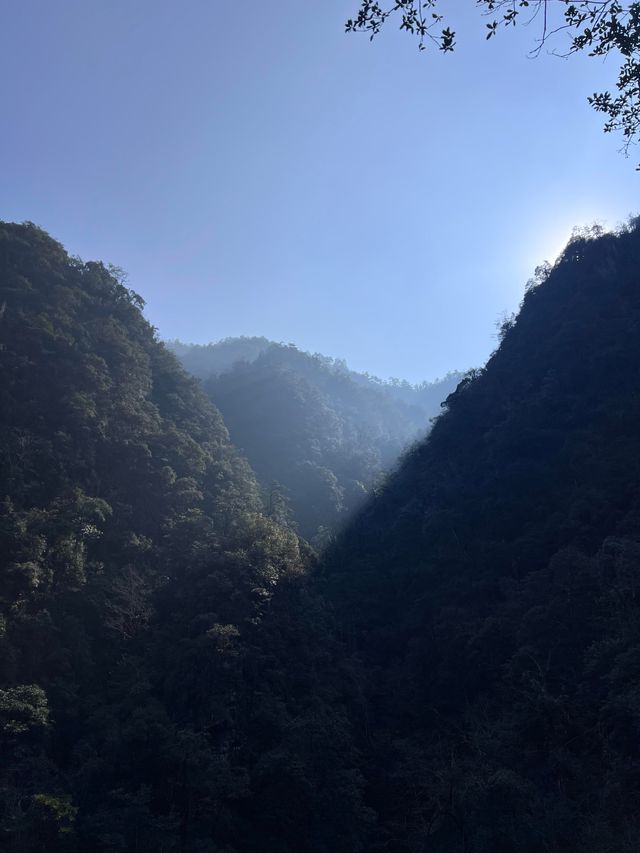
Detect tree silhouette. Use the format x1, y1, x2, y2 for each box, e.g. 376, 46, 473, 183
347, 1, 640, 161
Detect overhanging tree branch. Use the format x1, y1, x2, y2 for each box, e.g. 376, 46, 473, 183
347, 1, 640, 163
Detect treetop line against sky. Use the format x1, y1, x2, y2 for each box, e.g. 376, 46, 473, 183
1, 1, 637, 383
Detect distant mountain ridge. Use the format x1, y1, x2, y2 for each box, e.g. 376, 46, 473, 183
168, 337, 462, 541
167, 335, 462, 412
166, 336, 273, 379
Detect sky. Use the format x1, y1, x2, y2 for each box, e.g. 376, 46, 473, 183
1, 1, 637, 383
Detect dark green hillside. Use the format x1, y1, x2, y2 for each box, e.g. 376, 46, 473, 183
171, 338, 461, 542
7, 217, 640, 853
321, 220, 640, 851
0, 223, 367, 852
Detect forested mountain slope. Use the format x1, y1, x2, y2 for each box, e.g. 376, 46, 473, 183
0, 223, 368, 852
6, 217, 640, 853
321, 220, 640, 852
170, 338, 461, 541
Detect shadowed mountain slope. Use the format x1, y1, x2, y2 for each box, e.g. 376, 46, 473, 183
6, 217, 640, 853
319, 220, 640, 851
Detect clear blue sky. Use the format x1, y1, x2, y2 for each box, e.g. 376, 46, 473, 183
1, 1, 637, 382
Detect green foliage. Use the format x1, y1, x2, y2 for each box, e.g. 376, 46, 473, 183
0, 684, 48, 733
171, 338, 460, 541
8, 216, 640, 851
32, 794, 78, 834
0, 222, 370, 851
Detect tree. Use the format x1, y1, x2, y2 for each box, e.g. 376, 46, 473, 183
347, 1, 640, 162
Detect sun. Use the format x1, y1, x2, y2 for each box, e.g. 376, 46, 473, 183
528, 210, 616, 271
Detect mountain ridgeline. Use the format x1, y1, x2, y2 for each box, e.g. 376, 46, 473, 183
3, 218, 640, 852
168, 338, 461, 542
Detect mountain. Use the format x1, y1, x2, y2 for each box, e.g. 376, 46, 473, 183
6, 216, 640, 853
169, 338, 462, 541
165, 336, 273, 379
319, 220, 640, 851
0, 222, 367, 852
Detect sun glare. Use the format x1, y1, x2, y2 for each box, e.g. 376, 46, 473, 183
528, 209, 619, 272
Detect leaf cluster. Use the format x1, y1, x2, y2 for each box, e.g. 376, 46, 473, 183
347, 1, 640, 159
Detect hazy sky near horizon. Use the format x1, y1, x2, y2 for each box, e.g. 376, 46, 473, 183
2, 1, 637, 382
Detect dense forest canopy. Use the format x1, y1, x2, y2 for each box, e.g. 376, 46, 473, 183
0, 222, 364, 851
4, 216, 640, 852
319, 216, 640, 851
168, 338, 462, 542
